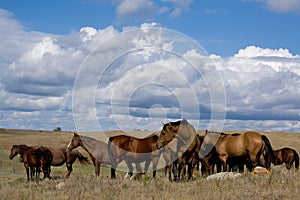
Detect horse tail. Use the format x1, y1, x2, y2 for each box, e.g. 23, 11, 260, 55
31, 148, 42, 166
293, 149, 299, 170
261, 135, 273, 170
75, 150, 91, 165
42, 149, 53, 164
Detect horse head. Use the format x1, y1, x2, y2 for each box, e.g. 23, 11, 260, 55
67, 133, 81, 151
9, 144, 19, 160
156, 121, 180, 149
156, 119, 196, 149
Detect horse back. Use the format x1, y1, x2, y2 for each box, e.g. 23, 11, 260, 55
220, 134, 246, 156
243, 131, 263, 150
44, 147, 66, 166
111, 135, 157, 153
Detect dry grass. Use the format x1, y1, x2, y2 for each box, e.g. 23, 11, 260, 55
1, 128, 300, 200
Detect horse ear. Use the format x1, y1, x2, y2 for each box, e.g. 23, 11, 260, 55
182, 119, 188, 125
74, 132, 78, 136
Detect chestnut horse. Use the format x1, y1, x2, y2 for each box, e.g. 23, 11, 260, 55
108, 133, 161, 179
9, 144, 90, 178
271, 147, 299, 170
156, 119, 204, 181
202, 131, 273, 172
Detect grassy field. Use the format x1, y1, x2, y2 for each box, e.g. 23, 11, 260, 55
0, 128, 300, 199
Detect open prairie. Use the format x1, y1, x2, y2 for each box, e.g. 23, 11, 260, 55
0, 128, 300, 200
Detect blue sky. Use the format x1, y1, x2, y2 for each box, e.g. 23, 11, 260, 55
0, 0, 300, 132
2, 0, 300, 56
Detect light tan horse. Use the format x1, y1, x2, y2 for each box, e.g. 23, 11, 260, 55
67, 133, 111, 177
202, 131, 273, 171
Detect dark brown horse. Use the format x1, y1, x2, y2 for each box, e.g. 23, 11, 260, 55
67, 133, 111, 177
108, 133, 161, 179
156, 119, 203, 181
32, 146, 53, 180
9, 145, 52, 181
201, 131, 273, 172
9, 144, 90, 178
271, 147, 299, 170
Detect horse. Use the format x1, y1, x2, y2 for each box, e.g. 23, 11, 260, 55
156, 119, 203, 181
198, 135, 223, 176
271, 147, 299, 170
9, 144, 90, 178
108, 133, 161, 179
201, 130, 273, 172
200, 132, 252, 173
9, 145, 52, 181
32, 146, 53, 179
67, 133, 112, 177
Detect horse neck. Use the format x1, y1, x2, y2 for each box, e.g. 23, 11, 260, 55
203, 133, 224, 147
79, 136, 98, 155
18, 146, 30, 157
177, 124, 196, 140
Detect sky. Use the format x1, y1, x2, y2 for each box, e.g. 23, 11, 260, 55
0, 0, 300, 133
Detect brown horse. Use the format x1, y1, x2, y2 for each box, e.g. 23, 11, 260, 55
271, 147, 299, 170
32, 146, 53, 180
201, 131, 273, 172
9, 145, 52, 181
108, 133, 161, 179
156, 119, 203, 181
9, 144, 90, 178
67, 133, 111, 177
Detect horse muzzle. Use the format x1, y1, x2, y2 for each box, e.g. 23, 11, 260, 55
66, 145, 73, 151
156, 143, 163, 149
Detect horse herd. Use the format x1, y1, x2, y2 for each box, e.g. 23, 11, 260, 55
9, 119, 299, 182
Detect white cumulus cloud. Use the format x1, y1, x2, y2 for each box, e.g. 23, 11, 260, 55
246, 0, 300, 13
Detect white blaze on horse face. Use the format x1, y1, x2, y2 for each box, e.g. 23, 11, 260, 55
67, 141, 72, 150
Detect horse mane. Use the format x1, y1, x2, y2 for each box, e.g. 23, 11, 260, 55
205, 130, 227, 135
145, 132, 158, 138
78, 135, 99, 143
14, 144, 30, 149
163, 119, 187, 130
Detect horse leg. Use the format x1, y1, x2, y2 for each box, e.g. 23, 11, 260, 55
285, 156, 293, 170
134, 163, 143, 180
168, 164, 172, 182
187, 164, 193, 180
249, 153, 259, 169
111, 167, 116, 179
65, 162, 73, 179
177, 162, 183, 181
152, 153, 160, 178
25, 164, 30, 181
125, 160, 133, 179
144, 159, 151, 175
286, 162, 292, 170
172, 161, 178, 181
218, 154, 228, 172
30, 166, 35, 181
95, 160, 101, 177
